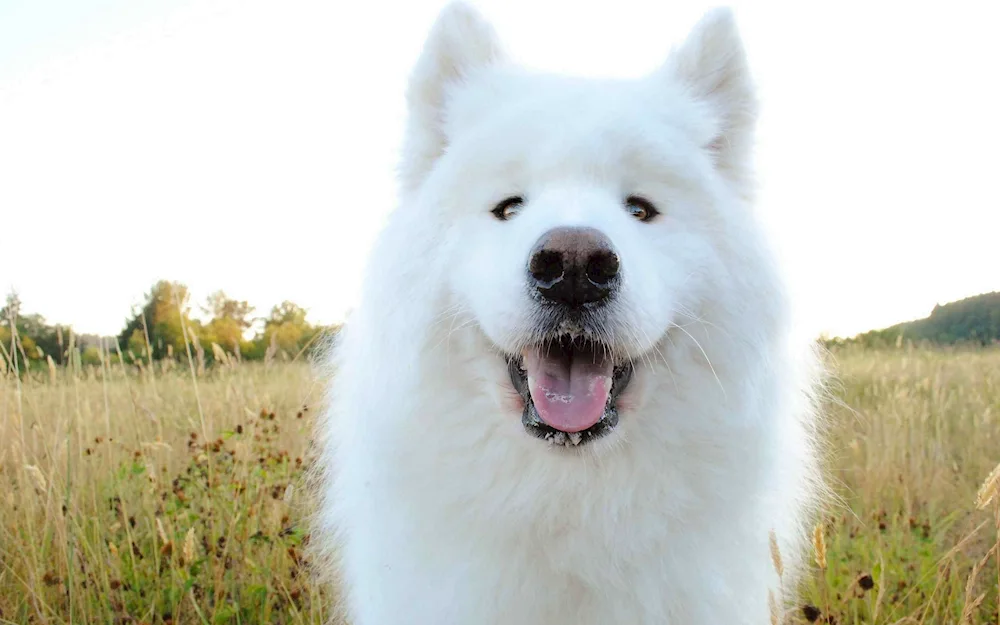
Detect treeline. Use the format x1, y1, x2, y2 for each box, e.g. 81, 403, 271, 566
1, 280, 338, 372
9, 282, 998, 370
826, 291, 1000, 349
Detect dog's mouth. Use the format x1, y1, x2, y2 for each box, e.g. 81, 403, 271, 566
505, 335, 633, 447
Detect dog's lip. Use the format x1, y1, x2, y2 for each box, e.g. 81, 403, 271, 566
504, 336, 633, 447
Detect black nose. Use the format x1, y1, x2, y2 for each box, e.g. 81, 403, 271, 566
528, 227, 620, 308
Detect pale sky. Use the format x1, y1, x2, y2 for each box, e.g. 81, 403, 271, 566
1, 0, 998, 339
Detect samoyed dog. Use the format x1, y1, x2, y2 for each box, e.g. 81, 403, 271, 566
313, 3, 824, 623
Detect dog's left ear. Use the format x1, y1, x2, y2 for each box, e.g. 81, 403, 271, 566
399, 2, 505, 194
663, 8, 757, 183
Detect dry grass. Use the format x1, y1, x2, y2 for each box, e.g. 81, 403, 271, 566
3, 343, 1000, 623
789, 344, 1000, 624
1, 355, 332, 624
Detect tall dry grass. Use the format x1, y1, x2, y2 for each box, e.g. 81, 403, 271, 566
1, 349, 332, 624
791, 344, 1000, 624
2, 343, 1000, 623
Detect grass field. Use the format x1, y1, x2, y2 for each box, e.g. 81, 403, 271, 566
3, 344, 1000, 624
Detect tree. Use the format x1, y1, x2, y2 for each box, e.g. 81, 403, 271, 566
17, 314, 69, 363
248, 301, 317, 359
267, 301, 308, 327
847, 291, 1000, 347
200, 290, 255, 353
0, 289, 72, 365
80, 346, 103, 366
1, 290, 22, 324
118, 281, 195, 360
0, 290, 19, 370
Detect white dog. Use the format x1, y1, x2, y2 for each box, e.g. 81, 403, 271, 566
313, 3, 824, 623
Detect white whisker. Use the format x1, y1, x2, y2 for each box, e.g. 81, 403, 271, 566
672, 322, 726, 398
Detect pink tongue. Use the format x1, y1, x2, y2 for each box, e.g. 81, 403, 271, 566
523, 346, 613, 433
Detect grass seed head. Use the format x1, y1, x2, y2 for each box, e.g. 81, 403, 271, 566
183, 527, 196, 565
975, 460, 1000, 510
23, 465, 47, 493
769, 529, 783, 578
812, 524, 827, 570
155, 517, 169, 545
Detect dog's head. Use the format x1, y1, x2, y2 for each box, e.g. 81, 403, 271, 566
400, 3, 766, 447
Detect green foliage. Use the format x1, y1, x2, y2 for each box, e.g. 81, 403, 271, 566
913, 292, 1000, 344
1, 289, 72, 369
829, 291, 1000, 349
200, 290, 255, 354
110, 281, 336, 365
260, 301, 321, 358
2, 282, 339, 374
80, 346, 103, 366
118, 280, 195, 361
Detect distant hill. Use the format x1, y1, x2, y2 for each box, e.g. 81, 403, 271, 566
844, 292, 1000, 347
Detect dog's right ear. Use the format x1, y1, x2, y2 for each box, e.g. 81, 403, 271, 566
398, 2, 504, 193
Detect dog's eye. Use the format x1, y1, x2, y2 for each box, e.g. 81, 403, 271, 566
624, 195, 659, 222
491, 196, 524, 221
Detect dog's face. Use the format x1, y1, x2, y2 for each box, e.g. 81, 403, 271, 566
401, 3, 759, 447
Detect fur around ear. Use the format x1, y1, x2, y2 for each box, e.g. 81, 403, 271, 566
665, 7, 758, 183
398, 2, 505, 194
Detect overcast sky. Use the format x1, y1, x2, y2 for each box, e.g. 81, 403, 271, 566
1, 0, 998, 338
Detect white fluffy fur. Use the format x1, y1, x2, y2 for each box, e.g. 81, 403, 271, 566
313, 3, 824, 624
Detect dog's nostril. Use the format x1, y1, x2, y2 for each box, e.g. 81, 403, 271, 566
527, 227, 620, 308
586, 250, 619, 286
529, 250, 564, 286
